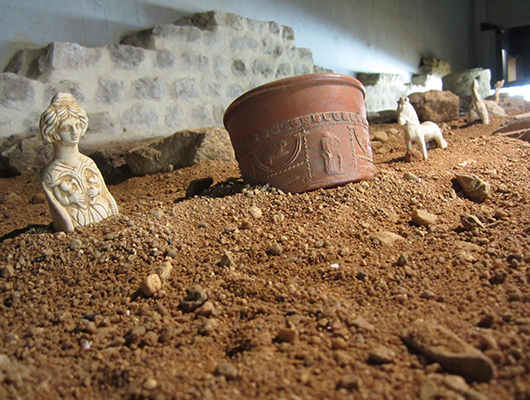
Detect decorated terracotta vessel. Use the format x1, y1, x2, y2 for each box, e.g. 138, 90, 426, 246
223, 73, 374, 193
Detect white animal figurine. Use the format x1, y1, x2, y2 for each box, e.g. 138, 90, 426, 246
397, 97, 447, 160
468, 78, 489, 125
493, 79, 504, 104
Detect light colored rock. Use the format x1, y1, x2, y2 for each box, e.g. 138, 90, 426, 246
140, 274, 162, 296
248, 205, 263, 219
401, 319, 496, 381
39, 93, 118, 232
214, 362, 238, 380
411, 209, 438, 227
442, 68, 491, 109
124, 127, 235, 176
372, 131, 389, 142
367, 345, 396, 364
484, 100, 507, 117
276, 327, 298, 343
181, 284, 207, 312
372, 231, 405, 246
418, 57, 451, 77
455, 173, 490, 203
408, 90, 459, 122
156, 261, 173, 281
397, 97, 447, 160
460, 213, 485, 230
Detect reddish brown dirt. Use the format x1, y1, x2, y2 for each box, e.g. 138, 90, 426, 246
1, 117, 529, 400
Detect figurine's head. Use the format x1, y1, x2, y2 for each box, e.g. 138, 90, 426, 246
40, 93, 88, 145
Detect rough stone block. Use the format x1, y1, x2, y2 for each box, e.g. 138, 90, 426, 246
96, 79, 124, 103
213, 57, 228, 78
0, 135, 53, 175
108, 44, 145, 70
294, 64, 312, 75
174, 78, 197, 101
226, 84, 243, 99
41, 42, 102, 71
203, 31, 226, 47
269, 21, 280, 35
183, 51, 210, 71
282, 26, 295, 41
87, 112, 121, 135
0, 73, 36, 109
153, 25, 202, 42
200, 81, 221, 97
442, 68, 491, 109
411, 74, 442, 90
419, 57, 451, 77
230, 37, 259, 52
298, 48, 313, 61
4, 48, 47, 78
155, 50, 176, 69
408, 90, 459, 122
165, 106, 180, 128
133, 78, 164, 100
276, 64, 291, 78
252, 60, 274, 78
232, 60, 247, 76
45, 80, 85, 103
191, 106, 211, 124
247, 18, 268, 33
357, 73, 405, 86
124, 127, 235, 175
263, 38, 283, 56
191, 11, 244, 31
121, 105, 158, 129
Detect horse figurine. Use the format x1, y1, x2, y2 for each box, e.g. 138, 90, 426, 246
397, 97, 447, 160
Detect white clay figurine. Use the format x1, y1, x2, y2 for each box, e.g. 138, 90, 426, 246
39, 93, 118, 232
468, 78, 489, 125
397, 96, 447, 160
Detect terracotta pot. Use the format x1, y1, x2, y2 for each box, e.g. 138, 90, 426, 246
223, 73, 374, 193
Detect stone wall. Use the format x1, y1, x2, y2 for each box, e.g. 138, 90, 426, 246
0, 11, 321, 149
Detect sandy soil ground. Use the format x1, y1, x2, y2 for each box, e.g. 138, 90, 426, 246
0, 116, 529, 400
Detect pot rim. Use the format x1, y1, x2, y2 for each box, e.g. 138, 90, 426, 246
223, 73, 366, 126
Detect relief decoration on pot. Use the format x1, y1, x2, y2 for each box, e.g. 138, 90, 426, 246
235, 111, 373, 190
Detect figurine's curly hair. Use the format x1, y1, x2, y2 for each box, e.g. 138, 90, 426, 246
40, 93, 88, 143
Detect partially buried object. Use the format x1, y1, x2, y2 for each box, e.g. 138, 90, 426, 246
39, 93, 118, 232
223, 73, 375, 193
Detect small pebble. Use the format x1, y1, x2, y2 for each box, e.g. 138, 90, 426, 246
367, 345, 396, 364
199, 319, 218, 336
268, 242, 283, 256
196, 301, 216, 317
181, 285, 208, 312
249, 205, 263, 219
215, 362, 238, 380
404, 172, 419, 181
411, 209, 437, 227
140, 274, 162, 297
218, 250, 236, 267
69, 239, 83, 250
143, 378, 158, 390
276, 327, 298, 343
336, 375, 360, 390
156, 261, 173, 281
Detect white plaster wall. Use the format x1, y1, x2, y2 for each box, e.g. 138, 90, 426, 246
1, 0, 472, 80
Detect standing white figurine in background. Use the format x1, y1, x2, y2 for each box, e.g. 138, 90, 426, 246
397, 97, 447, 160
493, 79, 504, 104
468, 78, 489, 125
39, 93, 118, 232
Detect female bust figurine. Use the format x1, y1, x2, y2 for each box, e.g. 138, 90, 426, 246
39, 93, 118, 232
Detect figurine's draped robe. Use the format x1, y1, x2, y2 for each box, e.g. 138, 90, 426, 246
40, 156, 118, 232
